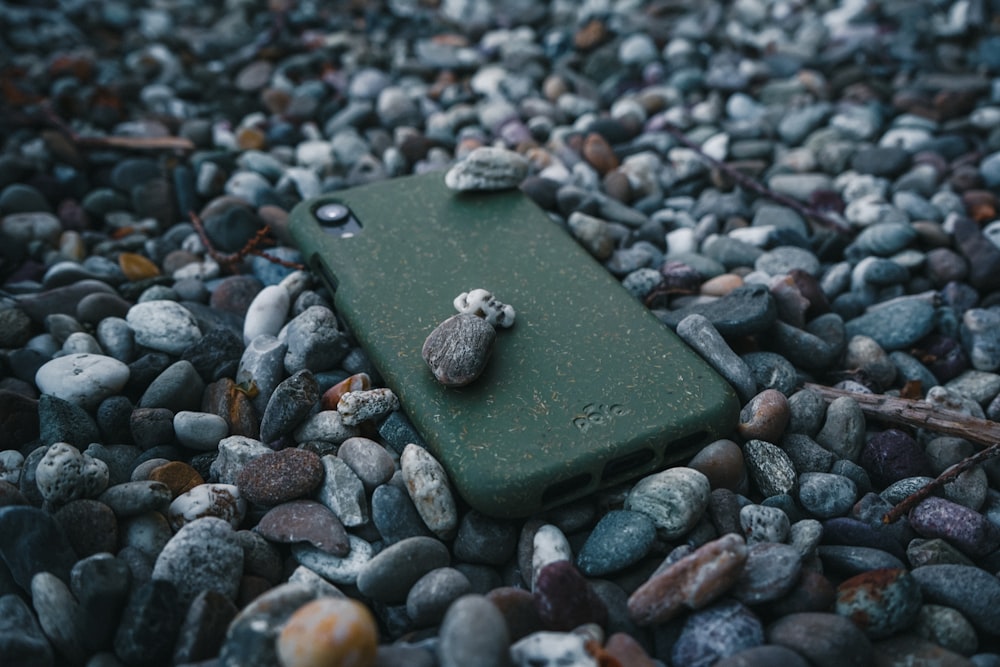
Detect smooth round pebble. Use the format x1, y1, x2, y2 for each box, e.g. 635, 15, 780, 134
835, 568, 922, 639
276, 597, 377, 667
624, 466, 710, 539
798, 472, 857, 518
576, 510, 656, 576
767, 612, 873, 667
35, 353, 130, 411
127, 300, 203, 355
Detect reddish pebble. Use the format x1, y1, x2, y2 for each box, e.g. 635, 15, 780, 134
687, 439, 746, 492
118, 252, 161, 281
604, 632, 658, 667
532, 560, 607, 631
202, 378, 261, 440
235, 448, 324, 507
582, 133, 619, 175
628, 533, 748, 626
255, 499, 350, 556
321, 373, 371, 412
738, 389, 791, 443
209, 275, 264, 318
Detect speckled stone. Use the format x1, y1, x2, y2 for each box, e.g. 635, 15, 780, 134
798, 472, 857, 518
356, 536, 450, 605
152, 516, 243, 608
731, 542, 802, 605
291, 535, 374, 586
910, 564, 1000, 634
671, 600, 765, 667
767, 612, 873, 667
624, 467, 710, 539
908, 496, 1000, 558
739, 504, 790, 545
743, 440, 797, 498
256, 499, 349, 556
815, 396, 866, 462
859, 429, 933, 488
236, 448, 324, 507
401, 444, 458, 540
576, 510, 656, 576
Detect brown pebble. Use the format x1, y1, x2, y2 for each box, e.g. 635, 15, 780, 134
148, 461, 204, 499
700, 273, 744, 297
162, 249, 200, 275
486, 586, 543, 642
627, 533, 748, 626
237, 127, 267, 151
582, 133, 619, 175
118, 252, 161, 281
255, 499, 350, 556
574, 19, 608, 50
603, 632, 658, 667
542, 75, 569, 102
963, 189, 997, 222
202, 378, 260, 440
688, 439, 746, 492
602, 170, 632, 203
738, 389, 791, 443
53, 498, 118, 557
321, 373, 371, 412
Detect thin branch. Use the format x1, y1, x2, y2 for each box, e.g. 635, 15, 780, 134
802, 383, 1000, 523
38, 105, 195, 153
188, 210, 305, 272
658, 121, 853, 234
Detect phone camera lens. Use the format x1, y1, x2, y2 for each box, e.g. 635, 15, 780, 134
315, 203, 351, 225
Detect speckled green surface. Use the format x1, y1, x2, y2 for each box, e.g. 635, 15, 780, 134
290, 171, 739, 517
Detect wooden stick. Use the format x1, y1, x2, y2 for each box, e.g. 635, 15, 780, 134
802, 383, 1000, 523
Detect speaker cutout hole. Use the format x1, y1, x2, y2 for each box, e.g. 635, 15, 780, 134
668, 430, 710, 458
542, 473, 592, 506
601, 448, 655, 482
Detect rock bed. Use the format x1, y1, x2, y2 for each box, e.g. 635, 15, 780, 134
2, 0, 1000, 666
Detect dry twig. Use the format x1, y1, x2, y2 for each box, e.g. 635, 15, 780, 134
658, 121, 853, 234
802, 383, 1000, 523
189, 210, 306, 273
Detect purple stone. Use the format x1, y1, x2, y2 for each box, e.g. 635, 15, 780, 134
908, 496, 1000, 558
859, 429, 933, 489
532, 560, 607, 631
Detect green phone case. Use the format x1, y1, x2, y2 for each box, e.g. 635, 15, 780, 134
290, 171, 739, 517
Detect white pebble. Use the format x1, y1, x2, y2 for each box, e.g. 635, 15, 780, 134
243, 284, 290, 345
35, 353, 130, 411
445, 146, 529, 191
337, 388, 399, 426
167, 483, 247, 531
126, 300, 203, 355
315, 455, 369, 527
173, 411, 229, 450
35, 443, 109, 506
291, 535, 374, 586
531, 524, 572, 591
401, 443, 458, 540
453, 289, 516, 328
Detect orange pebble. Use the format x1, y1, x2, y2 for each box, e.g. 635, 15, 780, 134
700, 273, 744, 296
276, 597, 378, 667
118, 252, 161, 281
148, 461, 204, 498
321, 373, 371, 411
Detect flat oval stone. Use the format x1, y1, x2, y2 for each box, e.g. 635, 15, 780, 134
173, 411, 229, 450
401, 444, 458, 540
835, 568, 922, 639
406, 567, 473, 628
844, 298, 935, 351
740, 504, 790, 544
337, 437, 395, 490
817, 545, 905, 576
687, 438, 746, 492
815, 396, 866, 462
34, 353, 130, 411
243, 284, 290, 345
98, 481, 172, 517
438, 594, 511, 667
276, 597, 378, 667
672, 600, 764, 667
260, 370, 320, 443
357, 536, 450, 605
913, 604, 979, 656
421, 312, 496, 387
798, 472, 857, 518
371, 483, 433, 545
152, 516, 243, 608
236, 448, 324, 507
0, 592, 55, 665
659, 284, 777, 337
767, 612, 873, 667
911, 564, 1000, 634
731, 542, 802, 605
624, 467, 710, 539
738, 389, 790, 443
127, 300, 203, 355
256, 499, 349, 556
908, 496, 1000, 557
576, 510, 656, 576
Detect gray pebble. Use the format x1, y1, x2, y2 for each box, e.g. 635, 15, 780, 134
236, 335, 288, 416
780, 433, 836, 474
788, 519, 823, 559
138, 360, 204, 413
0, 594, 54, 666
817, 545, 905, 575
337, 437, 395, 490
962, 308, 1000, 372
741, 351, 797, 395
575, 510, 656, 577
914, 604, 979, 656
676, 314, 756, 402
786, 388, 827, 436
739, 504, 790, 545
421, 313, 496, 387
173, 411, 228, 450
315, 455, 369, 528
798, 472, 857, 518
625, 467, 710, 539
260, 369, 319, 444
282, 306, 350, 374
844, 298, 935, 351
445, 146, 528, 192
911, 564, 1000, 633
438, 595, 511, 667
98, 481, 172, 517
731, 542, 802, 605
31, 571, 86, 664
452, 510, 517, 567
672, 599, 765, 667
815, 396, 865, 461
356, 536, 450, 605
755, 245, 821, 277
126, 300, 202, 355
210, 436, 270, 485
401, 444, 458, 541
406, 567, 472, 628
152, 516, 243, 608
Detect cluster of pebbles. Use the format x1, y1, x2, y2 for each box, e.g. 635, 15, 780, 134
3, 0, 1000, 665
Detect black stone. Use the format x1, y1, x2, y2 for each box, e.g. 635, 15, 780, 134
372, 483, 433, 545
0, 505, 77, 593
452, 510, 518, 566
113, 579, 182, 667
656, 284, 777, 337
124, 353, 173, 399
172, 590, 238, 665
204, 205, 264, 253
259, 370, 320, 444
130, 408, 176, 450
97, 395, 135, 445
0, 594, 54, 667
181, 327, 244, 383
71, 555, 132, 654
953, 215, 1000, 292
0, 390, 39, 448
37, 394, 100, 448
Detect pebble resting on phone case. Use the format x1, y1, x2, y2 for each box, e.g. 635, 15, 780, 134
422, 289, 515, 387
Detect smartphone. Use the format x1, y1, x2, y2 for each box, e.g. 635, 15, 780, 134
289, 171, 739, 517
